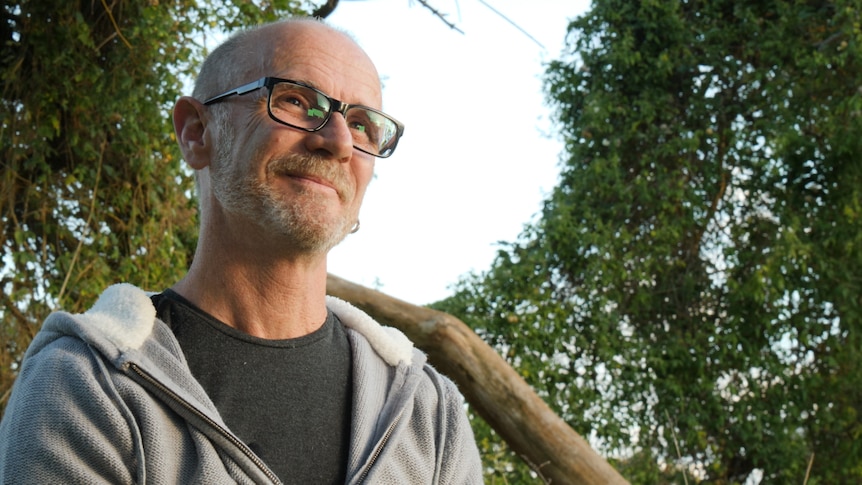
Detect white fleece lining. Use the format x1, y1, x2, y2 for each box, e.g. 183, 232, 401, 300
79, 284, 413, 364
84, 283, 156, 350
326, 296, 414, 366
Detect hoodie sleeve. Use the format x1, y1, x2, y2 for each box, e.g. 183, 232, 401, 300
0, 333, 140, 484
422, 367, 484, 485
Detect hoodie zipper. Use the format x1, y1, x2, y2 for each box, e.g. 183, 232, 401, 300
128, 363, 282, 485
356, 409, 404, 484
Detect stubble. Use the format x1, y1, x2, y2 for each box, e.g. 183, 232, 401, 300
209, 114, 357, 254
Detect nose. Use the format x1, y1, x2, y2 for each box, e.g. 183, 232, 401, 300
304, 112, 355, 161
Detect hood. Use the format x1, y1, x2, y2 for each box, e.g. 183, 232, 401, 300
27, 283, 415, 368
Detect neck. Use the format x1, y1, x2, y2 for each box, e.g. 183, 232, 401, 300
172, 236, 330, 340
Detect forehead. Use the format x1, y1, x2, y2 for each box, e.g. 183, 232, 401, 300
255, 22, 383, 108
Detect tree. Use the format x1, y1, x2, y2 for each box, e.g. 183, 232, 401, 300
436, 0, 862, 482
2, 4, 616, 484
0, 0, 312, 411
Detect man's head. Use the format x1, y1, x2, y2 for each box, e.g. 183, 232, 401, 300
173, 18, 401, 255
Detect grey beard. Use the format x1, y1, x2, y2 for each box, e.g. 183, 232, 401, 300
208, 117, 355, 254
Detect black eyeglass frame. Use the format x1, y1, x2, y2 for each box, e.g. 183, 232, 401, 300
202, 77, 405, 158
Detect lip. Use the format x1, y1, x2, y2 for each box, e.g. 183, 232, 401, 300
293, 173, 334, 189
282, 171, 340, 196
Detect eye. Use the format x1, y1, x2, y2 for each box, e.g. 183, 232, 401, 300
272, 91, 310, 110
349, 119, 368, 134
269, 83, 328, 115
347, 110, 381, 144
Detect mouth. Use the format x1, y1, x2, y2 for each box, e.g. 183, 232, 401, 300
273, 168, 347, 201
267, 155, 352, 202
285, 172, 337, 191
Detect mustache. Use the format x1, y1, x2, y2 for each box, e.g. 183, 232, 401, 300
266, 153, 354, 201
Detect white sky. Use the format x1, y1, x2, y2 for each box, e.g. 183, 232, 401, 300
326, 0, 590, 305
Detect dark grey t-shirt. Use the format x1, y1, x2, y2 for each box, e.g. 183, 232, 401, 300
151, 290, 352, 484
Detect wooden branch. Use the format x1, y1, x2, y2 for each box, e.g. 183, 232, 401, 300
311, 0, 339, 19
414, 0, 464, 34
327, 274, 629, 485
57, 139, 105, 308
99, 0, 131, 49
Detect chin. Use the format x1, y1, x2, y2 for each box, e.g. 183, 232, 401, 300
269, 210, 353, 254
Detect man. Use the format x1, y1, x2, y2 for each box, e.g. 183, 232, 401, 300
0, 18, 483, 484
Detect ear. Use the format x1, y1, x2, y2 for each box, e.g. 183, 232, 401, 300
173, 96, 212, 170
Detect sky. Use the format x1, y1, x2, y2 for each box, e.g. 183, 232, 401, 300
326, 0, 591, 305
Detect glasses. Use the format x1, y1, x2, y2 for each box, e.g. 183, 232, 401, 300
203, 77, 405, 158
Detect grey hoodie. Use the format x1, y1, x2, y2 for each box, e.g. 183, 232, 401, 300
0, 284, 483, 484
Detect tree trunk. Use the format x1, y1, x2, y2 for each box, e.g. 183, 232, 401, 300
327, 274, 628, 485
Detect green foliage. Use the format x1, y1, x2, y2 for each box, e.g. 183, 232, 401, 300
436, 0, 862, 482
0, 0, 310, 412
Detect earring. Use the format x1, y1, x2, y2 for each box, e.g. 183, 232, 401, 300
350, 220, 360, 234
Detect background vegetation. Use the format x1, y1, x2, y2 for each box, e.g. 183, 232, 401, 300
436, 0, 862, 482
3, 0, 862, 483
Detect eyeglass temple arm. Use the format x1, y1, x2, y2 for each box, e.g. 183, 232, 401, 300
203, 78, 268, 105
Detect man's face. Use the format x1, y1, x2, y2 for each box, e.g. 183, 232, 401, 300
207, 23, 381, 254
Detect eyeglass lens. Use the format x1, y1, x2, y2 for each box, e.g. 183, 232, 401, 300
269, 81, 398, 156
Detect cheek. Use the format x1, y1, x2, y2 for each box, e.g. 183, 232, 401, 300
352, 161, 375, 203
241, 131, 299, 178
244, 120, 299, 156
268, 127, 303, 150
